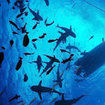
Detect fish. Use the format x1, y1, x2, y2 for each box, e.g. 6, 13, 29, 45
24, 53, 34, 55
54, 25, 76, 51
50, 97, 58, 103
32, 38, 38, 42
48, 39, 58, 43
60, 49, 70, 54
39, 33, 47, 39
28, 4, 43, 21
89, 35, 94, 40
16, 13, 24, 18
46, 65, 56, 75
1, 46, 5, 50
40, 55, 60, 76
13, 31, 19, 35
7, 0, 10, 4
17, 100, 24, 104
45, 18, 54, 26
24, 12, 28, 16
66, 43, 81, 52
55, 94, 86, 105
31, 80, 62, 100
10, 40, 14, 46
62, 54, 74, 64
21, 23, 27, 33
33, 22, 39, 29
24, 74, 28, 82
23, 34, 29, 47
53, 64, 63, 88
9, 21, 20, 30
0, 52, 4, 68
29, 97, 37, 105
29, 55, 43, 73
16, 57, 22, 71
33, 43, 37, 49
0, 88, 6, 96
9, 95, 20, 102
44, 0, 49, 6
12, 6, 15, 10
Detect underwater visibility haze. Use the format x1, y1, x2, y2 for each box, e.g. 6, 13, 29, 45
0, 0, 105, 105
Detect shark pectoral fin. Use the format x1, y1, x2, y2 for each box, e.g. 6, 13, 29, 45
38, 92, 42, 100
39, 80, 42, 87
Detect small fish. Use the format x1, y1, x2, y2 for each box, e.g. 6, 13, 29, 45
89, 35, 94, 40
60, 49, 70, 54
60, 70, 64, 77
0, 52, 4, 68
62, 54, 74, 64
48, 39, 58, 43
24, 53, 34, 55
39, 33, 46, 39
33, 22, 39, 29
9, 95, 20, 102
12, 6, 15, 10
16, 13, 23, 18
21, 7, 27, 13
33, 43, 37, 49
16, 57, 22, 71
32, 38, 38, 42
10, 40, 14, 46
24, 12, 28, 16
52, 82, 59, 89
50, 97, 58, 103
46, 65, 56, 75
0, 88, 6, 96
38, 100, 44, 105
1, 46, 5, 50
7, 0, 10, 4
9, 21, 19, 30
13, 31, 19, 35
29, 97, 37, 105
21, 23, 27, 33
17, 100, 24, 104
45, 18, 54, 26
24, 74, 28, 82
23, 34, 29, 47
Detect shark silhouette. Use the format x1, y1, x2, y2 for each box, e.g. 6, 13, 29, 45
40, 55, 60, 76
55, 94, 86, 105
28, 4, 43, 21
53, 64, 63, 88
54, 25, 76, 51
31, 80, 62, 100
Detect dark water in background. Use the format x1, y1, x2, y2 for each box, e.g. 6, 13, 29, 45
0, 0, 105, 105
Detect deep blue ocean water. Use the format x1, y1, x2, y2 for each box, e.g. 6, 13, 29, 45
0, 0, 105, 105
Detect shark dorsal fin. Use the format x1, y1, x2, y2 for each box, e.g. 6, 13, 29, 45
39, 80, 42, 87
37, 10, 39, 14
70, 26, 72, 30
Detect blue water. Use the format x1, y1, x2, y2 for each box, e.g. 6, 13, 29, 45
0, 0, 105, 105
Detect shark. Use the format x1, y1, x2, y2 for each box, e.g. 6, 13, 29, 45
40, 55, 60, 76
55, 94, 86, 105
66, 43, 81, 52
31, 80, 62, 100
29, 55, 43, 73
28, 4, 43, 21
53, 64, 63, 88
54, 25, 76, 51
